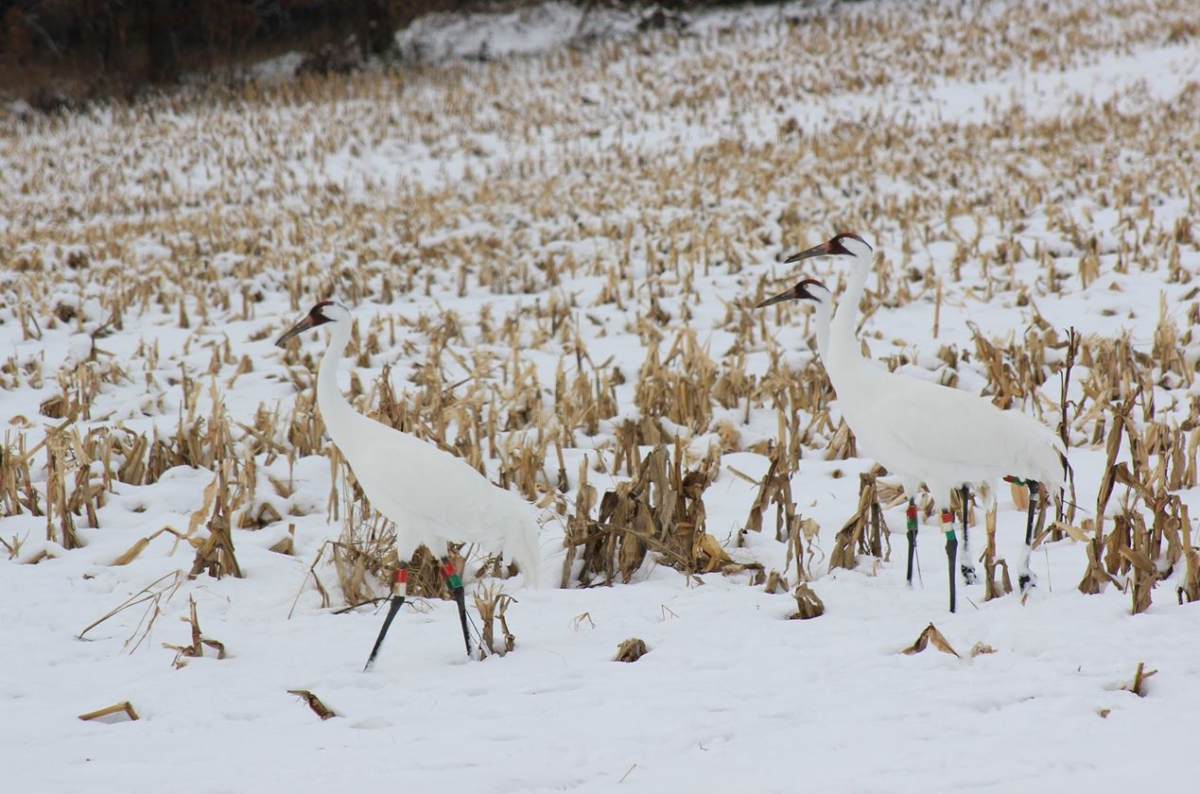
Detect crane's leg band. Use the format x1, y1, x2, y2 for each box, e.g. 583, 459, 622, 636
942, 509, 958, 613
440, 559, 463, 591
940, 509, 955, 543
905, 499, 918, 587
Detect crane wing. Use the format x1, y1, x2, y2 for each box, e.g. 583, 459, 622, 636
840, 368, 1064, 495
334, 411, 541, 585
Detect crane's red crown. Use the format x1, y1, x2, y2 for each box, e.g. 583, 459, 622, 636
310, 300, 337, 323
794, 277, 825, 298
784, 232, 870, 265
275, 301, 340, 347
828, 232, 869, 254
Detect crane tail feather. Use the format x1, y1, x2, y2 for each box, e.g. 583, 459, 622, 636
506, 519, 542, 589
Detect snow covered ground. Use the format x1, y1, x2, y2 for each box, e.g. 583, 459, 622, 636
2, 1, 1200, 791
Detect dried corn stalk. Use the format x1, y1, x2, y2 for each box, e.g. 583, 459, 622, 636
162, 596, 227, 668
288, 690, 337, 720
78, 702, 139, 723
788, 583, 825, 620
1123, 662, 1157, 697
981, 500, 1013, 601
1179, 506, 1200, 604
830, 472, 889, 571
741, 444, 798, 544
614, 638, 648, 663
563, 442, 723, 586
189, 463, 243, 580
1079, 390, 1137, 594
902, 624, 960, 658
473, 584, 516, 658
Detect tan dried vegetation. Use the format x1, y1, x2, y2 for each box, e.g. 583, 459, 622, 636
1, 0, 1197, 631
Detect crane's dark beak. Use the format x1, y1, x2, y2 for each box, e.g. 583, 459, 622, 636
756, 283, 815, 309
756, 287, 798, 309
784, 241, 833, 264
275, 316, 315, 348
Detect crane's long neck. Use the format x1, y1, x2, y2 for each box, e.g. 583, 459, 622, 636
827, 255, 872, 376
316, 322, 358, 439
813, 295, 832, 361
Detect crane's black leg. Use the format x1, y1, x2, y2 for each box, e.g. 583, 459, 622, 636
1018, 481, 1040, 592
441, 557, 472, 657
364, 565, 408, 671
942, 508, 958, 613
905, 499, 918, 587
960, 485, 978, 585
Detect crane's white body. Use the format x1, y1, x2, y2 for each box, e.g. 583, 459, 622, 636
302, 303, 541, 586
811, 256, 1064, 503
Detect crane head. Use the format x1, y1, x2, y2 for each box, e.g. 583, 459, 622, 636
784, 232, 872, 264
756, 277, 831, 309
274, 301, 348, 347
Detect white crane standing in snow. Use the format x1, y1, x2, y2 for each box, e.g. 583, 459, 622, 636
276, 301, 541, 667
757, 234, 1065, 612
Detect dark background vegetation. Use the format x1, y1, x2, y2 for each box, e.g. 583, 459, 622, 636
1, 0, 418, 104
0, 1, 750, 108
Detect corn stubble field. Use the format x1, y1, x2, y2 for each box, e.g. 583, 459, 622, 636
2, 1, 1200, 791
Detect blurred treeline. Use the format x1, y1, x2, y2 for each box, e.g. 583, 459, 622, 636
0, 1, 767, 107
0, 0, 460, 105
